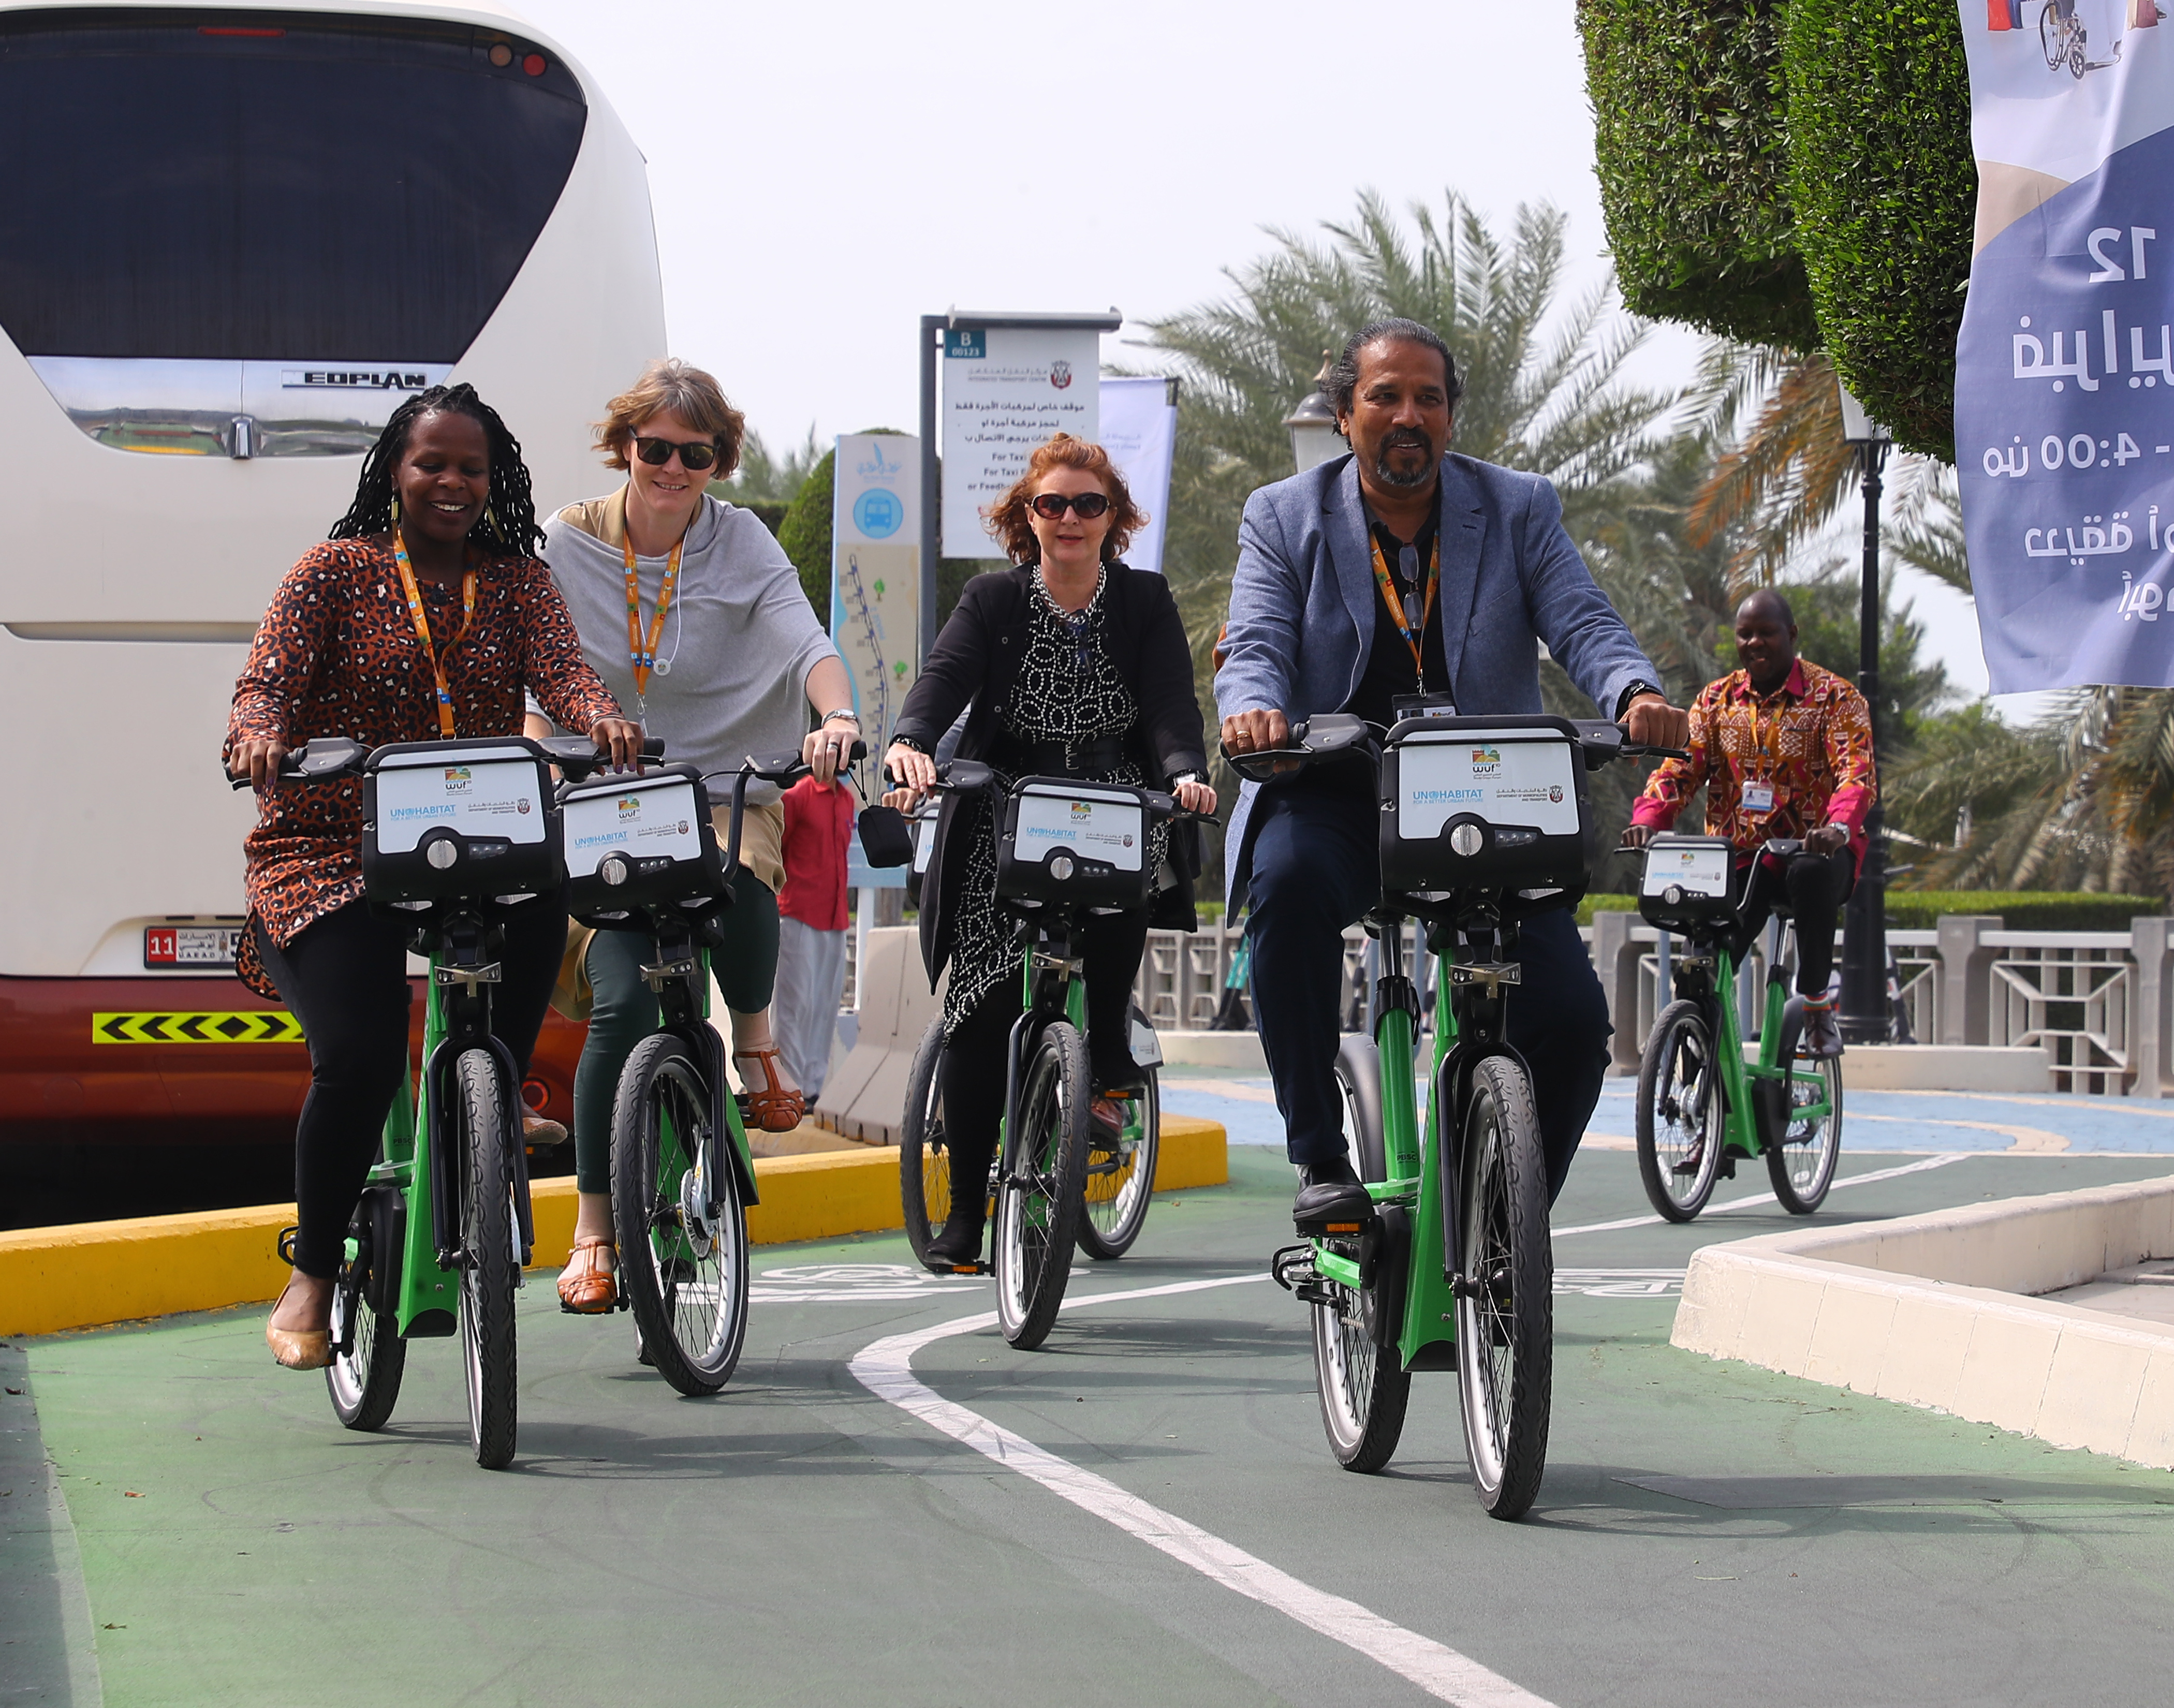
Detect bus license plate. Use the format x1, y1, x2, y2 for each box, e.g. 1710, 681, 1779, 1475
144, 925, 241, 969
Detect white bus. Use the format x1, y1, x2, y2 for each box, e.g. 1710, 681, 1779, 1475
0, 1, 665, 1147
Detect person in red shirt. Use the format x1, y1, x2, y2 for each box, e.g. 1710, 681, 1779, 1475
773, 770, 856, 1104
1623, 588, 1877, 1057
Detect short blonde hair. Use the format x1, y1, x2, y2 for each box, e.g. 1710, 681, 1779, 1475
594, 358, 747, 477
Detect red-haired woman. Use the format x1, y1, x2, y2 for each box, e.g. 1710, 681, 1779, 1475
884, 433, 1215, 1272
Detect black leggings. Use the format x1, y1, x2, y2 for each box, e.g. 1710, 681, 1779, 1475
253, 895, 567, 1278
1740, 845, 1856, 997
939, 909, 1148, 1219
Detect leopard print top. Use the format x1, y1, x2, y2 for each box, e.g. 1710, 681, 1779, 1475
224, 538, 619, 994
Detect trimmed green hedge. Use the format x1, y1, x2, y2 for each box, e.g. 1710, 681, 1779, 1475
1586, 892, 2164, 931
778, 448, 835, 620
1881, 893, 2163, 932
1576, 0, 1819, 350
1781, 1, 1974, 462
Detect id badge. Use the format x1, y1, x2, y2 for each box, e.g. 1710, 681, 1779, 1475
1740, 779, 1776, 815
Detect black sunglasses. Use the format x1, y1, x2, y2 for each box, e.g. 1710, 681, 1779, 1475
1029, 491, 1110, 520
634, 435, 721, 472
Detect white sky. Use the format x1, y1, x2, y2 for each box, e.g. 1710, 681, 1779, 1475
515, 0, 2007, 709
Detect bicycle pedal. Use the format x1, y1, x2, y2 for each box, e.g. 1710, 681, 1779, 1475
1293, 1209, 1374, 1239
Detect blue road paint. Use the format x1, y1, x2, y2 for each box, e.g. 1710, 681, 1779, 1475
1163, 1071, 2174, 1155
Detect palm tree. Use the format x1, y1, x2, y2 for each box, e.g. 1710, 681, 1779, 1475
1138, 190, 1677, 693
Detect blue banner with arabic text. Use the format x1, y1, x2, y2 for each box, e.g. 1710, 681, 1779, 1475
1956, 3, 2173, 690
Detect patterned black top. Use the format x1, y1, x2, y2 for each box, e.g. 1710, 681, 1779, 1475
943, 566, 1171, 1032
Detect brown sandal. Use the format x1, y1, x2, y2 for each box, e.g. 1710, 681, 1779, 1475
557, 1237, 619, 1315
733, 1047, 807, 1132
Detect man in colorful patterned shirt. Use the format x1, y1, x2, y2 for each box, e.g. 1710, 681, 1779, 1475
1623, 588, 1877, 1057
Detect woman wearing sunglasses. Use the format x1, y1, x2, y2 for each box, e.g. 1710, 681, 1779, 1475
527, 358, 854, 1314
884, 433, 1216, 1273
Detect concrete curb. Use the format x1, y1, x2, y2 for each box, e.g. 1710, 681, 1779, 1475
0, 1116, 1226, 1338
1672, 1172, 2174, 1466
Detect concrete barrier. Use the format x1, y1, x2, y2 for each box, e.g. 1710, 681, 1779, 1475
1673, 1173, 2174, 1465
0, 1116, 1227, 1338
818, 926, 944, 1146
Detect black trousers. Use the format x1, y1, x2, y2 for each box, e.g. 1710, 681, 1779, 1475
1738, 846, 1856, 998
938, 908, 1149, 1224
252, 895, 566, 1277
1245, 776, 1612, 1204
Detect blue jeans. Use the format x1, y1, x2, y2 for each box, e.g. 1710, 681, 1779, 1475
1244, 778, 1612, 1203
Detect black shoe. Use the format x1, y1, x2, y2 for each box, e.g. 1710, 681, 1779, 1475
922, 1212, 987, 1275
1092, 1051, 1149, 1096
1800, 1000, 1843, 1059
1293, 1153, 1372, 1227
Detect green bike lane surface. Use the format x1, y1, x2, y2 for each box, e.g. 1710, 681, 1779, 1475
11, 1145, 2174, 1707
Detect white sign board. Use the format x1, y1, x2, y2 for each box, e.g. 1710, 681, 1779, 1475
941, 325, 1100, 556
1098, 377, 1178, 575
1396, 734, 1580, 839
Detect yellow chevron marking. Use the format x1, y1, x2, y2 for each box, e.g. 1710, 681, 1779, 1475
91, 1010, 305, 1046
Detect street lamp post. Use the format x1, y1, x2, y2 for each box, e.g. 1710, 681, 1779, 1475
1284, 352, 1341, 474
1837, 381, 1892, 1046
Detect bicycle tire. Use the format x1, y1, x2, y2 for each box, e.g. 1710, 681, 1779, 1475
1635, 999, 1723, 1223
326, 1194, 406, 1432
1768, 1050, 1843, 1214
454, 1047, 519, 1470
1454, 1054, 1552, 1521
900, 1016, 950, 1267
993, 1020, 1091, 1349
612, 1033, 748, 1395
1311, 1033, 1409, 1472
1076, 1069, 1159, 1260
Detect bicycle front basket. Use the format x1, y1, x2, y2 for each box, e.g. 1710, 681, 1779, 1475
559, 764, 727, 916
1636, 835, 1737, 933
996, 777, 1153, 909
1377, 716, 1591, 895
363, 740, 561, 903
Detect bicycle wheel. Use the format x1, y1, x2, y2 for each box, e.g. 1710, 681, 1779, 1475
1311, 1034, 1409, 1471
1077, 1069, 1159, 1261
1635, 999, 1723, 1223
2040, 2, 2064, 67
1453, 1054, 1552, 1521
1768, 1048, 1842, 1215
454, 1048, 519, 1470
900, 1017, 950, 1267
326, 1190, 406, 1432
993, 1020, 1091, 1349
612, 1033, 749, 1395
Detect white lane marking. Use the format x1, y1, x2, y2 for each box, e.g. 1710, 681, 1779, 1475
1552, 1151, 1971, 1236
1554, 1268, 1685, 1297
850, 1274, 1556, 1708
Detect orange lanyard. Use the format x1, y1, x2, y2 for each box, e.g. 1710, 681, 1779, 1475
1369, 534, 1439, 686
623, 535, 682, 705
390, 534, 476, 739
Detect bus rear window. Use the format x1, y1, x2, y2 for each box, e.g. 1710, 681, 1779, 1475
0, 9, 587, 363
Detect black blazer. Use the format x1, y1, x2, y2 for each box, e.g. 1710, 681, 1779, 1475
892, 562, 1210, 989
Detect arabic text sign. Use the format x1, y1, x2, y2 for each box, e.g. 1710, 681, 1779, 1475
1955, 5, 2174, 690
941, 325, 1099, 556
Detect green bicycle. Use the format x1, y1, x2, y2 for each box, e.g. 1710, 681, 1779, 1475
898, 761, 1201, 1346
243, 731, 636, 1468
1247, 711, 1676, 1519
1632, 835, 1843, 1221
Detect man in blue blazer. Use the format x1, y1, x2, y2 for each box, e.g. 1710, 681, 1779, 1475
1216, 319, 1690, 1223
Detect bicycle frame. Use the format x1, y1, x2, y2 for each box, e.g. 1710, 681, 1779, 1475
1688, 945, 1836, 1161
642, 925, 759, 1216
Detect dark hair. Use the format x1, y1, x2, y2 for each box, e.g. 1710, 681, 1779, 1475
328, 383, 545, 556
1324, 318, 1465, 423
983, 433, 1148, 565
1737, 586, 1797, 628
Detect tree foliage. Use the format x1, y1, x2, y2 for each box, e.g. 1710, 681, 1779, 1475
1575, 0, 1818, 350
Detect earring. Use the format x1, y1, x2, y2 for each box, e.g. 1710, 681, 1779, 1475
390, 493, 402, 533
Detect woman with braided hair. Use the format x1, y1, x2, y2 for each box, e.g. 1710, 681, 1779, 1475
225, 383, 642, 1371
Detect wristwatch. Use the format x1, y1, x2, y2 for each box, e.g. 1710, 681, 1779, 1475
892, 734, 930, 754
1170, 770, 1204, 789
818, 706, 860, 725
1614, 680, 1663, 720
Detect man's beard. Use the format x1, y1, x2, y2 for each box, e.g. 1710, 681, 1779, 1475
1372, 433, 1437, 488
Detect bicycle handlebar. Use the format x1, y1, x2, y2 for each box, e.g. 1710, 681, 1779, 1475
896, 757, 1220, 827
1218, 715, 1686, 784
229, 733, 664, 790
714, 741, 870, 874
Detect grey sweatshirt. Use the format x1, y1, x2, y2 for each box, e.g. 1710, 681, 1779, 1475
537, 489, 839, 805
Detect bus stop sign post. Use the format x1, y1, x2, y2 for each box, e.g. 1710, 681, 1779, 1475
915, 308, 1124, 668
